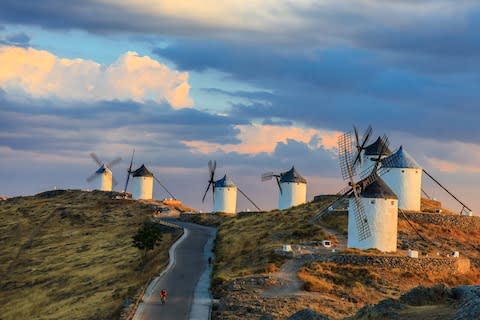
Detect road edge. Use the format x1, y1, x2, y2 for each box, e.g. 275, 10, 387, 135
133, 226, 189, 320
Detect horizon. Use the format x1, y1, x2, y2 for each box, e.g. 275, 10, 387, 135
1, 1, 479, 215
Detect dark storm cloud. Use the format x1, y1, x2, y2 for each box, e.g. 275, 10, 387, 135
0, 0, 234, 37
0, 94, 248, 154
155, 37, 480, 144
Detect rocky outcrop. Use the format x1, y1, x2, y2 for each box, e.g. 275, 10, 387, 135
349, 284, 480, 320
287, 308, 330, 320
452, 286, 480, 320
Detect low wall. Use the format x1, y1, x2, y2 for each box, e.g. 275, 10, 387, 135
402, 212, 480, 233
300, 254, 471, 274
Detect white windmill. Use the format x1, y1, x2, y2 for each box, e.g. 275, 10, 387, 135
262, 166, 307, 210
86, 153, 122, 191
202, 160, 261, 214
381, 146, 422, 211
312, 127, 401, 252
123, 149, 177, 201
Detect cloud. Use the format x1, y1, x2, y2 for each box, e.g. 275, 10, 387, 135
0, 31, 30, 47
182, 123, 341, 154
0, 46, 192, 108
427, 158, 480, 174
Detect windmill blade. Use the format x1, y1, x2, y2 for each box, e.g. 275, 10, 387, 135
338, 132, 356, 180
261, 172, 276, 181
275, 176, 283, 194
212, 160, 216, 173
86, 172, 96, 183
123, 149, 135, 193
90, 152, 102, 166
153, 175, 176, 199
112, 176, 118, 187
310, 187, 353, 223
352, 125, 373, 168
354, 125, 360, 147
237, 187, 262, 211
352, 190, 371, 241
107, 157, 122, 168
202, 182, 212, 203
208, 160, 217, 174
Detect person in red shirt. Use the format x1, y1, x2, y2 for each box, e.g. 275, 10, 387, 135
160, 289, 168, 304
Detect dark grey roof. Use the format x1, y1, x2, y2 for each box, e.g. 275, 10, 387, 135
96, 164, 110, 174
279, 166, 307, 184
132, 164, 153, 177
364, 137, 392, 156
214, 174, 236, 188
381, 146, 421, 169
360, 177, 397, 199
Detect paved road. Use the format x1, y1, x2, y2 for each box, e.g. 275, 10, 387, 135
136, 221, 215, 320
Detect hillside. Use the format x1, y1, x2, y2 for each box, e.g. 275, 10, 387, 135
0, 190, 182, 320
183, 198, 480, 319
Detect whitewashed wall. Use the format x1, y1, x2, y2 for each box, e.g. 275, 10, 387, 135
382, 168, 422, 211
94, 171, 112, 191
347, 197, 398, 252
278, 182, 307, 210
132, 176, 153, 200
213, 186, 237, 214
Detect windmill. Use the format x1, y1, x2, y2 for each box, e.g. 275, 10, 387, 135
202, 160, 261, 214
311, 126, 401, 251
262, 166, 307, 210
123, 149, 176, 200
86, 153, 122, 191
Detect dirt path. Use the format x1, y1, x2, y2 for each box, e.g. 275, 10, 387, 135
262, 259, 304, 297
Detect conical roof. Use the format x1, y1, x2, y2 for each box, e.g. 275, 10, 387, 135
381, 146, 421, 169
214, 174, 236, 188
360, 177, 397, 199
96, 164, 111, 174
132, 164, 153, 177
279, 166, 307, 184
364, 137, 392, 156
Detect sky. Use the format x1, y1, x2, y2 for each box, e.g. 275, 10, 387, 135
1, 0, 479, 214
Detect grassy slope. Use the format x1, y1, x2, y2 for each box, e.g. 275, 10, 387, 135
203, 197, 480, 319
0, 190, 179, 320
212, 200, 333, 283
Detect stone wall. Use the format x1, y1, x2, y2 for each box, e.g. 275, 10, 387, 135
301, 254, 470, 274
402, 212, 480, 232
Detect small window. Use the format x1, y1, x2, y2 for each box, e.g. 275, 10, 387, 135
401, 169, 405, 173
370, 200, 375, 204
415, 170, 418, 174
391, 200, 395, 205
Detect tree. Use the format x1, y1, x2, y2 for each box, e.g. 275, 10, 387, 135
132, 220, 163, 260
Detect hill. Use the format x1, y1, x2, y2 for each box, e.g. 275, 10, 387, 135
0, 189, 182, 320
181, 197, 480, 319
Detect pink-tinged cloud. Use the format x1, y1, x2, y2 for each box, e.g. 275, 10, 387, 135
427, 157, 480, 174
0, 47, 193, 108
182, 124, 342, 154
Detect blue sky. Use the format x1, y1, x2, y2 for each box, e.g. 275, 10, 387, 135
0, 1, 479, 214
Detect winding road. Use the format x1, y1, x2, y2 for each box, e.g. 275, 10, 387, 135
134, 221, 216, 320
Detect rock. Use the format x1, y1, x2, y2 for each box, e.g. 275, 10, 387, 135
400, 284, 453, 306
287, 308, 330, 320
350, 299, 405, 320
452, 285, 480, 320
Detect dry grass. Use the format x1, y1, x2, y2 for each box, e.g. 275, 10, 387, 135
0, 190, 180, 320
211, 201, 333, 284
297, 261, 480, 309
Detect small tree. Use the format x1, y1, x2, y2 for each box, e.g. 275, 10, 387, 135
132, 220, 163, 260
